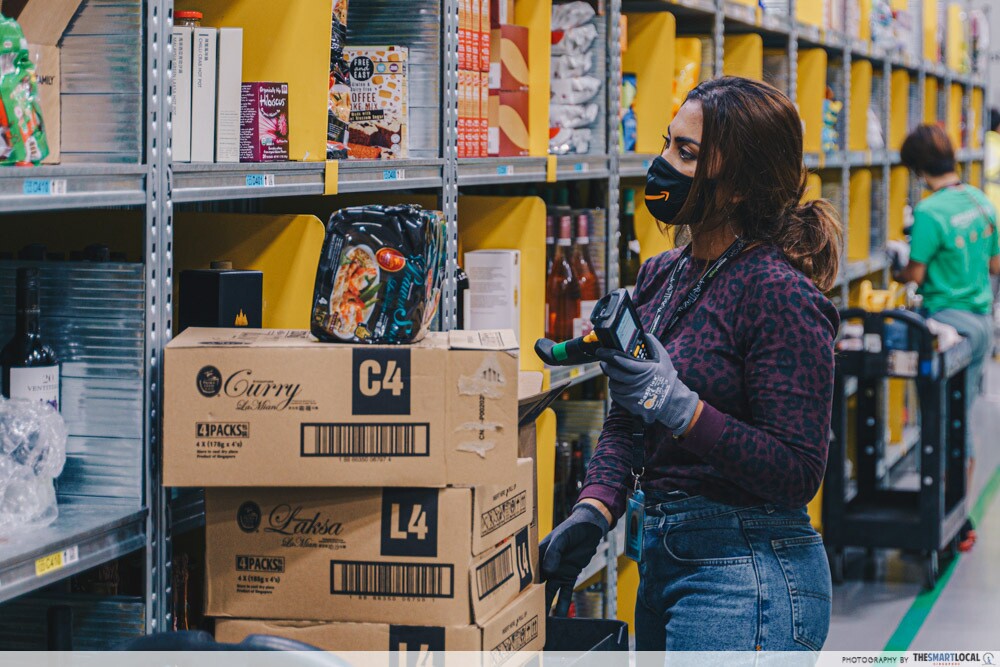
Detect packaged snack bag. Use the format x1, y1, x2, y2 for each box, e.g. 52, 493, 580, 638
0, 14, 48, 165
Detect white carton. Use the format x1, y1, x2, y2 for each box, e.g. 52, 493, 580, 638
215, 28, 243, 163
191, 27, 218, 163
172, 26, 193, 162
464, 250, 521, 333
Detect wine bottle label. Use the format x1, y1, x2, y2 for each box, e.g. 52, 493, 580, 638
573, 300, 600, 338
9, 365, 60, 410
629, 240, 641, 254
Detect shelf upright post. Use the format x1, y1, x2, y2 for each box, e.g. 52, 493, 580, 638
913, 0, 926, 208
714, 0, 725, 79
789, 0, 798, 103
882, 57, 892, 286
146, 0, 174, 633
841, 2, 852, 302
442, 0, 460, 330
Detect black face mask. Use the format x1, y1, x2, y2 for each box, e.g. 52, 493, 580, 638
644, 156, 695, 225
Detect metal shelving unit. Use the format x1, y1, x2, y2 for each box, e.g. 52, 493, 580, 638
0, 0, 987, 634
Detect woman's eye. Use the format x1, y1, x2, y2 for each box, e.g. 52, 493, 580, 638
680, 148, 696, 161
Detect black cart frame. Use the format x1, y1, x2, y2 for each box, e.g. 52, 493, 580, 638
823, 308, 973, 588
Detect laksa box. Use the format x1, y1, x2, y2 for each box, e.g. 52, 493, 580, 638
164, 328, 520, 487
215, 584, 546, 660
205, 460, 536, 626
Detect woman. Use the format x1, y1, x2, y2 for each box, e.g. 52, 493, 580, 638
894, 124, 1000, 550
539, 77, 842, 651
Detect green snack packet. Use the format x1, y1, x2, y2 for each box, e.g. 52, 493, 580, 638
0, 14, 49, 165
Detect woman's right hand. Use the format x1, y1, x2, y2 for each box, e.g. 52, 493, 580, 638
539, 501, 611, 616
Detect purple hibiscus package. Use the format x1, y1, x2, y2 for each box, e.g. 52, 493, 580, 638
240, 82, 289, 162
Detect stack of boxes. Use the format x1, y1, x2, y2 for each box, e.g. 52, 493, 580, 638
459, 0, 491, 158
164, 327, 553, 655
488, 1, 530, 157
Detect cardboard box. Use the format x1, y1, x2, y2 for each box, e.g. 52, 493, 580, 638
490, 0, 515, 27
205, 461, 536, 625
489, 25, 529, 91
215, 584, 546, 658
240, 82, 290, 163
491, 91, 529, 157
3, 0, 86, 164
191, 28, 218, 163
163, 328, 521, 487
346, 46, 408, 160
172, 27, 194, 163
215, 28, 244, 163
465, 250, 521, 333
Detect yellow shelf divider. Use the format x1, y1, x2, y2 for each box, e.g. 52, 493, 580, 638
623, 13, 676, 154
176, 0, 332, 161
802, 173, 823, 203
457, 196, 546, 372
889, 70, 909, 150
923, 0, 938, 62
850, 61, 873, 152
970, 161, 983, 189
859, 0, 872, 43
889, 166, 909, 241
849, 169, 872, 262
947, 83, 963, 149
674, 37, 703, 118
798, 49, 828, 155
723, 34, 763, 80
924, 77, 938, 124
535, 408, 556, 538
797, 0, 824, 27
516, 0, 552, 157
946, 2, 963, 72
972, 88, 984, 149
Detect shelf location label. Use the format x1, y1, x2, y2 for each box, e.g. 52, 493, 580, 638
35, 545, 79, 577
573, 163, 588, 173
496, 165, 514, 176
383, 169, 406, 181
23, 179, 67, 196
245, 174, 275, 188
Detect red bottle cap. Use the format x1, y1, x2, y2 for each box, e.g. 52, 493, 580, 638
176, 10, 203, 19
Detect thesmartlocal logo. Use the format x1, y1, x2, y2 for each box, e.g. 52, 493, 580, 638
911, 653, 987, 665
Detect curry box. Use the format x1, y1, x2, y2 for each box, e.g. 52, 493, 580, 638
164, 328, 522, 487
205, 460, 536, 625
489, 25, 529, 92
215, 584, 546, 660
489, 91, 529, 157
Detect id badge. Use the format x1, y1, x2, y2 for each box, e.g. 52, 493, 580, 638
625, 488, 645, 563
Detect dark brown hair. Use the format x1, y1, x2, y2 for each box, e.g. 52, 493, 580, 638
669, 76, 843, 291
900, 123, 956, 176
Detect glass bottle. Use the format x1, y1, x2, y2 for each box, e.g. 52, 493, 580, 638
620, 188, 641, 294
175, 11, 203, 27
547, 214, 580, 342
2, 268, 60, 410
571, 212, 601, 337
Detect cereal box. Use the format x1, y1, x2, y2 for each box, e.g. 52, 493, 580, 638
346, 46, 408, 160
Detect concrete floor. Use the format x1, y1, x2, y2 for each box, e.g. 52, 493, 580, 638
825, 359, 1000, 650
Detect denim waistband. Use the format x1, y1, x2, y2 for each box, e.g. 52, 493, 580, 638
642, 491, 785, 524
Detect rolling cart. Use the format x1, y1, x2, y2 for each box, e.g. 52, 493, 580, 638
823, 308, 973, 589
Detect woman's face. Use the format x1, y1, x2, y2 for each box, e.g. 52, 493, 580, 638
661, 100, 703, 178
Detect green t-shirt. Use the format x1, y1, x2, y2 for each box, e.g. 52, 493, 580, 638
910, 184, 999, 315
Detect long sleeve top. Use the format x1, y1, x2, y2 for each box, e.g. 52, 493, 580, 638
578, 243, 839, 518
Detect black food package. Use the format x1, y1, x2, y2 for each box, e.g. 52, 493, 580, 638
311, 204, 446, 344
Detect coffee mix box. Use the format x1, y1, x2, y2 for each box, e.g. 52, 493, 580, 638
215, 584, 546, 660
205, 459, 535, 625
240, 82, 289, 163
346, 46, 408, 159
163, 328, 520, 488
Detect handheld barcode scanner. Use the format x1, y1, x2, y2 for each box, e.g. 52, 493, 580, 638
535, 288, 649, 366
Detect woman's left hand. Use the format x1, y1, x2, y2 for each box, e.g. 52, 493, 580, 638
596, 334, 701, 434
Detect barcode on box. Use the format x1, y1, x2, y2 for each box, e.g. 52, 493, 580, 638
491, 615, 539, 661
475, 545, 514, 600
301, 423, 430, 457
481, 491, 527, 538
330, 560, 455, 599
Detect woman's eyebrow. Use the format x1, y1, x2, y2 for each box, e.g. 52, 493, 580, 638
674, 135, 701, 147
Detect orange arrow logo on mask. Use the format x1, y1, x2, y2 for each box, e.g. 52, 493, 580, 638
645, 191, 670, 201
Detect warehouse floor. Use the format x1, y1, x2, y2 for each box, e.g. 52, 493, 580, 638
826, 359, 1000, 650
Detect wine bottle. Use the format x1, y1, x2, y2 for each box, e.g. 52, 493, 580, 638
620, 189, 641, 294
547, 214, 581, 342
571, 212, 601, 337
2, 268, 60, 410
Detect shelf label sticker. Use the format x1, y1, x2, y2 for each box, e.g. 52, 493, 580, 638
245, 174, 275, 188
642, 159, 651, 170
569, 367, 581, 378
383, 169, 406, 181
573, 163, 588, 173
35, 545, 79, 577
496, 165, 514, 176
23, 179, 67, 196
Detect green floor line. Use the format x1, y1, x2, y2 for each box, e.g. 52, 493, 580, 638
883, 465, 1000, 651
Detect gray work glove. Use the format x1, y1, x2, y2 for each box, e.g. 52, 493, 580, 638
596, 333, 700, 435
539, 503, 609, 616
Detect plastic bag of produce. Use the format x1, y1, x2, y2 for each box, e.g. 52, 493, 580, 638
311, 205, 446, 344
0, 14, 48, 165
0, 397, 67, 537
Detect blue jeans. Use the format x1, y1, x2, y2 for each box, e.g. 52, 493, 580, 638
635, 494, 831, 651
929, 309, 993, 401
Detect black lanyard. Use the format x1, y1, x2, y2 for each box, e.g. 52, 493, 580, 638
650, 236, 751, 338
629, 235, 750, 482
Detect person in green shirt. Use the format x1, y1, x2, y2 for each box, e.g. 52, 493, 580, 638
893, 124, 1000, 550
